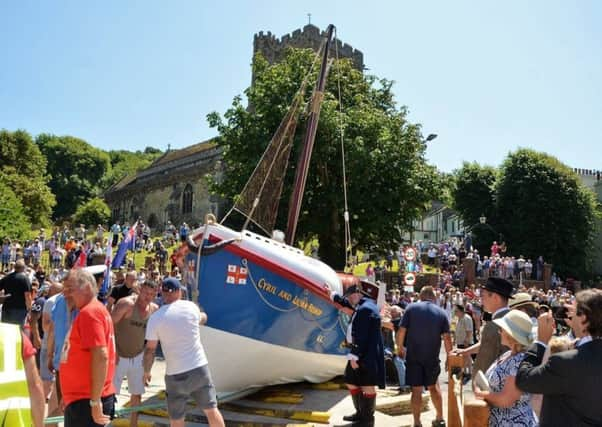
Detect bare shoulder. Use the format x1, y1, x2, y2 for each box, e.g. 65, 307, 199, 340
115, 295, 137, 309
149, 301, 159, 313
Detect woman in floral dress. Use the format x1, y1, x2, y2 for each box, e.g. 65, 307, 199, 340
474, 310, 538, 426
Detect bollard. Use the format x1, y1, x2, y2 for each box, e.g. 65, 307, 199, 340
447, 354, 464, 427
464, 399, 489, 427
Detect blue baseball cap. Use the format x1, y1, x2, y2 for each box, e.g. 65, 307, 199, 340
162, 277, 185, 292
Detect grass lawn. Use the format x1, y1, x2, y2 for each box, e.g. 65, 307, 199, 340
352, 259, 440, 276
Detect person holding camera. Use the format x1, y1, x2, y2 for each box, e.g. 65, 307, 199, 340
516, 289, 602, 426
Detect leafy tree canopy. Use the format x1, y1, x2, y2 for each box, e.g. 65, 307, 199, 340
0, 180, 31, 241
72, 197, 111, 227
0, 129, 56, 226
452, 162, 497, 226
36, 134, 111, 220
208, 49, 445, 268
452, 162, 499, 254
452, 149, 599, 278
496, 149, 599, 278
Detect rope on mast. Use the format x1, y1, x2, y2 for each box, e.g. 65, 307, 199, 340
221, 42, 324, 234
334, 27, 353, 268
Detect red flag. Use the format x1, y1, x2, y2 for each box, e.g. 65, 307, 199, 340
75, 250, 87, 268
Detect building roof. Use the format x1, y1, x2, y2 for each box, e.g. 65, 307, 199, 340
149, 141, 216, 169
105, 140, 219, 196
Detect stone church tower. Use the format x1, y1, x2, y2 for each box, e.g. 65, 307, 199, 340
104, 24, 362, 229
253, 24, 364, 71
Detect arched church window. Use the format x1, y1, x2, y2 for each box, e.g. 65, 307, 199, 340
182, 184, 193, 214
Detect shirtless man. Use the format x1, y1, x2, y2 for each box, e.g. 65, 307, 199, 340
111, 279, 159, 427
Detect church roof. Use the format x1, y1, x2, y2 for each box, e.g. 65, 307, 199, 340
104, 139, 219, 196
150, 140, 216, 169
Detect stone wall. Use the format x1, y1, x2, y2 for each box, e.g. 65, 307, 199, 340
253, 24, 364, 71
105, 147, 222, 228
107, 176, 219, 229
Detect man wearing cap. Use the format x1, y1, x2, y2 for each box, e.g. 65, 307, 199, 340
143, 277, 225, 427
330, 281, 384, 426
454, 277, 512, 379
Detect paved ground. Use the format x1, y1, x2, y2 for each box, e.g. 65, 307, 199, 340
108, 348, 475, 426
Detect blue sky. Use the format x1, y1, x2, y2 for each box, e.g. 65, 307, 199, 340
1, 1, 600, 173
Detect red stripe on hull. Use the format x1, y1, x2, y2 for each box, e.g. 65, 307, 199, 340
208, 235, 338, 307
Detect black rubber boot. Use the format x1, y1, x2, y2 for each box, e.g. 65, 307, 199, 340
355, 394, 375, 427
342, 392, 361, 422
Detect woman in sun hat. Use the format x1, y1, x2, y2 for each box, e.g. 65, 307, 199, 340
474, 310, 538, 426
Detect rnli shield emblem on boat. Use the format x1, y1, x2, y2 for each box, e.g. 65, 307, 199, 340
226, 265, 248, 285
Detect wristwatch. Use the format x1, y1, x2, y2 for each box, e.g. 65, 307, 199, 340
89, 399, 101, 407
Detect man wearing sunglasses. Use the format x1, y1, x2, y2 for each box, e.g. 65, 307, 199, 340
143, 278, 224, 427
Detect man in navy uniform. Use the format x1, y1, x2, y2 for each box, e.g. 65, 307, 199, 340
330, 280, 384, 426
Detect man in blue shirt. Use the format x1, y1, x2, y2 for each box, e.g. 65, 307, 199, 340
110, 221, 121, 247
397, 286, 452, 427
47, 292, 77, 407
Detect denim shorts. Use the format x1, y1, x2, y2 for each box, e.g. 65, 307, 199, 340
164, 365, 217, 419
39, 347, 55, 382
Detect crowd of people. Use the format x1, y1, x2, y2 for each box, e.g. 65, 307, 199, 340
368, 275, 602, 427
2, 222, 602, 427
418, 238, 549, 283
0, 220, 197, 277
0, 220, 229, 427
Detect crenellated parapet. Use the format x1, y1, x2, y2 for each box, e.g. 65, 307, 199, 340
573, 167, 602, 191
253, 24, 364, 71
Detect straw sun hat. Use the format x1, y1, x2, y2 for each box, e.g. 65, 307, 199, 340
493, 310, 534, 347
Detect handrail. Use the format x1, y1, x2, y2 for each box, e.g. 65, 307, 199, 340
447, 354, 489, 427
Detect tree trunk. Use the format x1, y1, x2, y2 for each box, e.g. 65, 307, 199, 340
317, 207, 346, 270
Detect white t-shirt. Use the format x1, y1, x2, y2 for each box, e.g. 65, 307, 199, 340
146, 299, 208, 375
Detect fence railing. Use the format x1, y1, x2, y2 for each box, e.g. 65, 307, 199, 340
447, 354, 489, 427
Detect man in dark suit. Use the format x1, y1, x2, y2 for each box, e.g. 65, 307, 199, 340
516, 289, 602, 426
454, 277, 512, 378
331, 281, 385, 426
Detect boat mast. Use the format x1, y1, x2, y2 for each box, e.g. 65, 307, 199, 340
285, 24, 335, 245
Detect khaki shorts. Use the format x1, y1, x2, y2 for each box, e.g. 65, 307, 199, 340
165, 365, 217, 419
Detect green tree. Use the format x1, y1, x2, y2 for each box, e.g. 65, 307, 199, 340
452, 162, 499, 253
208, 49, 444, 268
36, 134, 111, 220
0, 180, 31, 240
72, 197, 111, 227
496, 149, 599, 277
0, 129, 56, 226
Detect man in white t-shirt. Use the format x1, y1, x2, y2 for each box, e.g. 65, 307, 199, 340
143, 278, 225, 427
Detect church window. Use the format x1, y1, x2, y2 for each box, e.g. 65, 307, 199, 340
182, 184, 193, 214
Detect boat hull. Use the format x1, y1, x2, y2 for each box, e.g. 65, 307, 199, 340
200, 325, 346, 395
179, 223, 350, 394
